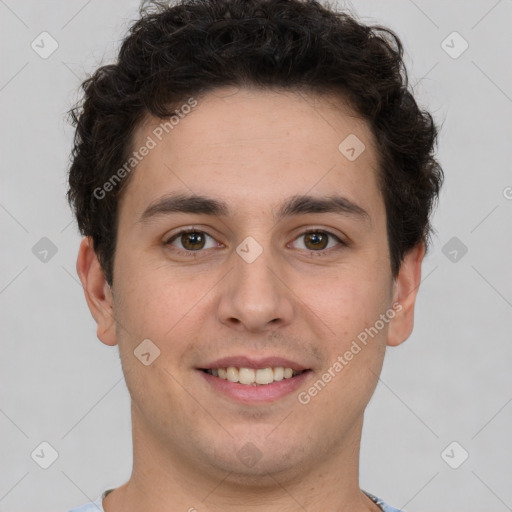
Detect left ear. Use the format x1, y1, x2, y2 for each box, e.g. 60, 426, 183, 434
387, 242, 425, 347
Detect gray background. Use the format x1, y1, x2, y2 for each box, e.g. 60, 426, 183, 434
1, 0, 511, 511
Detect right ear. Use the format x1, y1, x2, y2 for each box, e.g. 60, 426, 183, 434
76, 237, 117, 346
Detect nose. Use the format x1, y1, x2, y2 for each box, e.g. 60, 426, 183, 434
216, 242, 294, 333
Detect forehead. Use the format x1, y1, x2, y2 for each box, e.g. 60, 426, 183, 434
120, 87, 383, 224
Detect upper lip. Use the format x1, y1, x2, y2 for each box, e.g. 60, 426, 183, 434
199, 356, 309, 371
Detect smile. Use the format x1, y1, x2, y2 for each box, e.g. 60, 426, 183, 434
199, 366, 311, 403
202, 366, 306, 386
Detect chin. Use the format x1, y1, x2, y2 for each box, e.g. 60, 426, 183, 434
201, 435, 305, 480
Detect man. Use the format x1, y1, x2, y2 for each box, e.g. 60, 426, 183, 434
67, 0, 443, 510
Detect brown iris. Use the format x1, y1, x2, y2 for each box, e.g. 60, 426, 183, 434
180, 231, 206, 250
303, 231, 329, 250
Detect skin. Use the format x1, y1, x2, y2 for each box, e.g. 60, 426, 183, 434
77, 86, 424, 512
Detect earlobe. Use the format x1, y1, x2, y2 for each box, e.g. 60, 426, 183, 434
386, 242, 425, 347
76, 237, 117, 346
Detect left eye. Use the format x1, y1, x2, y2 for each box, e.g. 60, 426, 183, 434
290, 230, 343, 251
166, 230, 219, 251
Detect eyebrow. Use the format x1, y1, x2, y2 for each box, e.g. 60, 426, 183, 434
138, 192, 371, 225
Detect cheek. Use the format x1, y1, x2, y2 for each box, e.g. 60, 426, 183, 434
308, 269, 390, 342
313, 277, 389, 404
115, 284, 190, 345
112, 250, 212, 360
112, 272, 197, 415
114, 246, 176, 323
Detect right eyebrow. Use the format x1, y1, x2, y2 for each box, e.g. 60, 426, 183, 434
138, 193, 229, 223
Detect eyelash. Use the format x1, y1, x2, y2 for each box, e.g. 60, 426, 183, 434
164, 228, 347, 257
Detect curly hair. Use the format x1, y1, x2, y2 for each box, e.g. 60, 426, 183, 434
67, 0, 443, 286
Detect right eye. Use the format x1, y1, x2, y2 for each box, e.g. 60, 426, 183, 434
165, 229, 221, 254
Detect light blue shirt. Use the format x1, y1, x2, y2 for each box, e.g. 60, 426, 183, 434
68, 489, 405, 511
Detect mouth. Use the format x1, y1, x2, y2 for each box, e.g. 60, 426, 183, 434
197, 356, 312, 403
200, 366, 308, 386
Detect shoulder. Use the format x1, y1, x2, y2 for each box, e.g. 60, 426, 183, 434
364, 491, 405, 512
67, 495, 104, 512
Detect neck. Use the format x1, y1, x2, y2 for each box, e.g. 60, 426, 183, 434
103, 403, 380, 512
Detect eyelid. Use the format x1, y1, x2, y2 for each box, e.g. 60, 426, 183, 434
288, 228, 347, 251
164, 226, 348, 255
164, 227, 221, 251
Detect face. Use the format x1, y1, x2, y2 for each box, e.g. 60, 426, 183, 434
79, 86, 423, 483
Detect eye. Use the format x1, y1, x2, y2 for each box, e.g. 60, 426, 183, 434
164, 228, 346, 256
165, 229, 220, 252
290, 230, 345, 252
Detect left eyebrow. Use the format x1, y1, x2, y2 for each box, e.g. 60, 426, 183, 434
274, 194, 371, 226
138, 192, 371, 226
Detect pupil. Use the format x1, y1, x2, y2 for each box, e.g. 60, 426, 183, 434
306, 232, 326, 250
184, 232, 204, 249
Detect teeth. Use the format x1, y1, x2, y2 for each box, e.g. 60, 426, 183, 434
205, 366, 304, 385
238, 368, 255, 385
255, 368, 273, 384
226, 367, 238, 382
273, 367, 284, 381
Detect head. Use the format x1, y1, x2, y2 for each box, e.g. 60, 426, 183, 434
69, 0, 443, 489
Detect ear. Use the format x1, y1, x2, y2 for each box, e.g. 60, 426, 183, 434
76, 237, 117, 346
386, 242, 425, 347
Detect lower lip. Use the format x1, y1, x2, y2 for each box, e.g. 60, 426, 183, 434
198, 370, 311, 404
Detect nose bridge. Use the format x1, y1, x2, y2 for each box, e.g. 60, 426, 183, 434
217, 235, 293, 331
